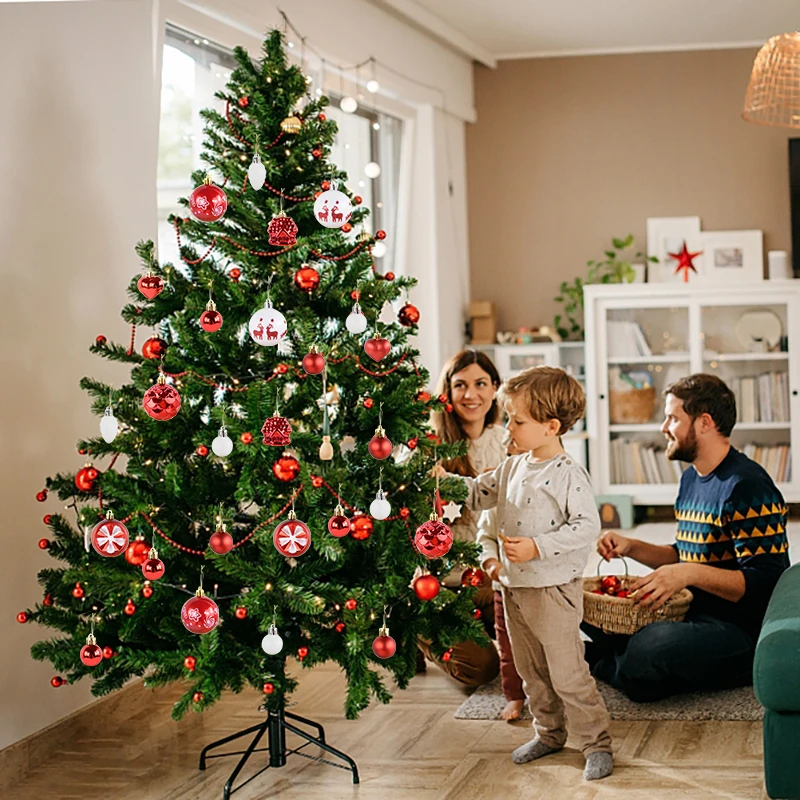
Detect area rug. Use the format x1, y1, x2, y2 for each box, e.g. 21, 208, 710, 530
453, 676, 764, 721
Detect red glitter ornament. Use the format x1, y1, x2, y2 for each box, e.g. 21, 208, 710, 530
91, 514, 129, 558
143, 374, 181, 421
75, 465, 100, 493
125, 538, 150, 567
294, 265, 320, 292
398, 303, 420, 327
184, 655, 196, 671
350, 515, 374, 540
273, 454, 300, 482
182, 590, 220, 634
262, 413, 292, 446
189, 177, 227, 222
414, 574, 440, 602
273, 512, 311, 557
138, 272, 165, 300
267, 212, 298, 246
141, 337, 168, 360
414, 514, 453, 559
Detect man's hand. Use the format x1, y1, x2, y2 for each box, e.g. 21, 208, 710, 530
483, 558, 502, 582
630, 564, 693, 610
597, 530, 632, 561
503, 537, 539, 563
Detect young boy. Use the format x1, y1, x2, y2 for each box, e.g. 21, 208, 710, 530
445, 366, 613, 780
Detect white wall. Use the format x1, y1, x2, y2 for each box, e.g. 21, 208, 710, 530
0, 0, 159, 750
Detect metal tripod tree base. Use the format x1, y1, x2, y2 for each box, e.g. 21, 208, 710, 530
199, 706, 359, 799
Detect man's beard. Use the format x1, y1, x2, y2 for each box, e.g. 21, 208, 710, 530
666, 425, 698, 463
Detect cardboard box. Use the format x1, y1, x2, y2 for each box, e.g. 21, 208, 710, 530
469, 300, 497, 344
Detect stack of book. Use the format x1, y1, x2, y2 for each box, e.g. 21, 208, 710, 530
731, 372, 790, 423
741, 443, 792, 482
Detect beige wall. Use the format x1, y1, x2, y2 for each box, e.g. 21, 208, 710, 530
0, 0, 159, 749
466, 48, 795, 334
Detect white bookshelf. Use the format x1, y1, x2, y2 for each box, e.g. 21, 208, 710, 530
584, 282, 799, 505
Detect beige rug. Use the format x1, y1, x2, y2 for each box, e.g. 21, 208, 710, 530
453, 676, 764, 721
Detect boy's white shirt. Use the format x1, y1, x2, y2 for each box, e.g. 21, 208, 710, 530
462, 452, 600, 588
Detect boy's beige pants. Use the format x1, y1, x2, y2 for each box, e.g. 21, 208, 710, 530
503, 578, 613, 756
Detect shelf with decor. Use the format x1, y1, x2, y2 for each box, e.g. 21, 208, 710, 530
584, 282, 799, 505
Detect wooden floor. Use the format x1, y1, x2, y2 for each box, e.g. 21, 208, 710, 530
11, 661, 768, 800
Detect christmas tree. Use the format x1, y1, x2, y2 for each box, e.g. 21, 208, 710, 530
24, 29, 485, 720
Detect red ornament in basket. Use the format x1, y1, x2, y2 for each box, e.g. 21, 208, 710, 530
262, 412, 292, 446
268, 212, 298, 246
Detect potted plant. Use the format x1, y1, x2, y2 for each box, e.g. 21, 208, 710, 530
553, 234, 658, 340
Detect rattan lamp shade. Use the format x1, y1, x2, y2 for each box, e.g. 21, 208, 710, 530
743, 33, 800, 128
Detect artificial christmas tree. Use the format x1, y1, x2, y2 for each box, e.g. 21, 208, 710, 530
23, 29, 484, 786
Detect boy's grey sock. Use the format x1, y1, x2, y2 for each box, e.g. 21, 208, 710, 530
583, 751, 613, 780
511, 737, 562, 764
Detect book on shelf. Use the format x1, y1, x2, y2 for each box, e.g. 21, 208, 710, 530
741, 443, 792, 483
606, 321, 652, 359
732, 372, 790, 424
610, 439, 684, 485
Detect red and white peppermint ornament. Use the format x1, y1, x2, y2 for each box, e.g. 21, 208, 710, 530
273, 511, 311, 557
314, 186, 353, 229
249, 299, 287, 346
189, 176, 227, 221
143, 373, 181, 421
91, 512, 130, 558
414, 513, 453, 559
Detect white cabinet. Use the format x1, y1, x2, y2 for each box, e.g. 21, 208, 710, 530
584, 282, 799, 504
472, 343, 588, 469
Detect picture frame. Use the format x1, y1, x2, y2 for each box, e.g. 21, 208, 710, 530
646, 216, 702, 283
695, 230, 764, 284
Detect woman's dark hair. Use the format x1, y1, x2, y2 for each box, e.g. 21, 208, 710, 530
664, 373, 737, 437
431, 349, 502, 477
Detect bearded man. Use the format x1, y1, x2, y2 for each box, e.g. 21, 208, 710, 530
582, 374, 790, 701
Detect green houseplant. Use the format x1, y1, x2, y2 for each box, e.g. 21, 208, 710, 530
553, 234, 658, 340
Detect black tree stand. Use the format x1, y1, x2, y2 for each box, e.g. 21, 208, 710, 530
199, 706, 360, 799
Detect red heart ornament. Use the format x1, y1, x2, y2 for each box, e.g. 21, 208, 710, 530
364, 337, 391, 362
138, 274, 165, 300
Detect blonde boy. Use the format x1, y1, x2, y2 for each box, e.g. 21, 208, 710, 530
451, 366, 613, 780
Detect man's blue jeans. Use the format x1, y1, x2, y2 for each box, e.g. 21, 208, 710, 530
580, 613, 756, 702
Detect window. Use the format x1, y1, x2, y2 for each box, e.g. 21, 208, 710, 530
157, 25, 402, 275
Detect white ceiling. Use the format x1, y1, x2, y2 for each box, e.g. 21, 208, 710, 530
376, 0, 800, 64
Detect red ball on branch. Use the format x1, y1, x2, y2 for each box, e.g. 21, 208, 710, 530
38, 539, 50, 550
43, 594, 53, 607
36, 490, 47, 502
335, 622, 346, 633
416, 391, 431, 403
141, 337, 168, 360
321, 180, 331, 190
341, 223, 353, 233
240, 432, 253, 444
350, 516, 373, 540
43, 514, 52, 525
442, 649, 453, 662
318, 113, 326, 121
398, 303, 420, 327
95, 335, 107, 345
229, 267, 242, 282
263, 682, 275, 694
125, 539, 150, 567
302, 350, 326, 375
328, 515, 350, 537
399, 507, 410, 519
75, 466, 100, 493
102, 646, 114, 659
311, 475, 324, 488
368, 434, 393, 460
345, 598, 357, 611
124, 600, 137, 616
234, 607, 248, 620
200, 308, 223, 332
276, 363, 289, 374
473, 608, 482, 619
273, 455, 300, 483
196, 445, 209, 457
384, 271, 395, 281
414, 574, 440, 602
238, 96, 249, 107
363, 397, 374, 409
80, 643, 103, 667
184, 656, 196, 671
142, 557, 165, 581
461, 568, 486, 587
297, 646, 309, 659
193, 691, 204, 703
407, 437, 418, 450
372, 633, 396, 659
311, 149, 322, 159
375, 230, 387, 240
294, 265, 320, 292
16, 612, 28, 623
353, 195, 362, 205
142, 585, 154, 598
51, 676, 65, 688
209, 529, 233, 555
72, 584, 84, 599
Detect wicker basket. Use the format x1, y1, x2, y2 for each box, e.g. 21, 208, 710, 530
609, 387, 656, 424
583, 558, 693, 635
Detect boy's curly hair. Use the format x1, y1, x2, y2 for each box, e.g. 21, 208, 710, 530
500, 365, 585, 435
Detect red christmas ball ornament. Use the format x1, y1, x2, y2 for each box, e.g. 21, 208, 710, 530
438, 394, 449, 404
102, 646, 114, 659
328, 506, 351, 538
263, 682, 275, 694
384, 271, 395, 281
442, 649, 453, 662
142, 336, 168, 360
312, 148, 322, 159
321, 180, 331, 191
80, 636, 103, 667
235, 606, 248, 620
181, 590, 220, 634
297, 646, 309, 660
229, 267, 242, 282
461, 568, 486, 587
43, 514, 52, 525
318, 113, 326, 121
51, 676, 65, 688
38, 538, 50, 550
189, 178, 228, 222
124, 599, 137, 616
142, 548, 165, 581
341, 223, 353, 233
364, 335, 391, 362
72, 583, 84, 599
302, 348, 326, 375
375, 230, 387, 240
125, 538, 150, 567
273, 512, 311, 557
353, 195, 362, 205
372, 629, 396, 659
601, 576, 622, 595
78, 448, 87, 455
36, 490, 47, 502
350, 290, 361, 301
240, 432, 253, 444
473, 608, 483, 619
413, 574, 440, 602
199, 304, 223, 333
142, 585, 154, 598
196, 445, 209, 457
335, 621, 346, 633
445, 403, 453, 413
43, 594, 53, 607
238, 96, 249, 107
363, 397, 374, 409
350, 515, 374, 541
137, 273, 165, 300
272, 454, 300, 482
143, 375, 181, 421
16, 611, 28, 623
311, 475, 324, 488
398, 303, 420, 327
209, 524, 234, 555
407, 437, 419, 450
262, 413, 292, 447
426, 433, 441, 444
91, 514, 129, 558
95, 335, 107, 345
267, 212, 298, 246
399, 507, 410, 519
184, 655, 196, 671
416, 391, 431, 403
369, 432, 393, 460
75, 465, 100, 493
414, 514, 453, 559
294, 265, 320, 292
345, 598, 357, 611
193, 692, 204, 703
276, 363, 289, 374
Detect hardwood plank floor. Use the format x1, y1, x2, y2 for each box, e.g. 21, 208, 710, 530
10, 661, 768, 800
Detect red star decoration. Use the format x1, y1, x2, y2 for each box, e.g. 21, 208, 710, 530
668, 241, 703, 282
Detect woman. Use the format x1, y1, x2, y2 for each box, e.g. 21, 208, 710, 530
419, 350, 525, 719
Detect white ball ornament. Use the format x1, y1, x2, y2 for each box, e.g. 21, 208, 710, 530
100, 407, 118, 444
366, 79, 380, 93
261, 623, 284, 655
248, 153, 266, 191
212, 425, 233, 457
340, 96, 358, 113
249, 299, 288, 346
314, 187, 352, 229
364, 162, 382, 179
370, 490, 391, 520
345, 303, 368, 334
371, 241, 387, 258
